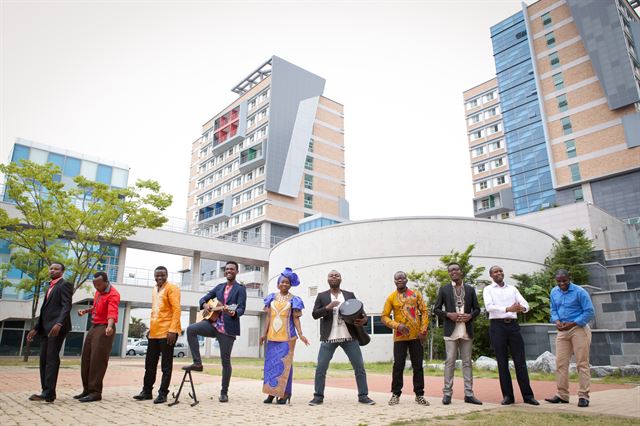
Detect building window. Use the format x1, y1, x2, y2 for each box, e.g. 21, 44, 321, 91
304, 193, 313, 209
557, 94, 568, 112
553, 73, 564, 89
305, 156, 313, 170
308, 139, 314, 153
494, 158, 504, 168
467, 99, 478, 109
472, 146, 484, 157
570, 164, 581, 182
304, 174, 313, 190
561, 117, 572, 135
574, 187, 584, 202
565, 140, 576, 158
545, 32, 556, 47
496, 175, 506, 185
476, 163, 486, 173
549, 52, 560, 68
479, 181, 488, 190
541, 12, 552, 28
500, 212, 510, 219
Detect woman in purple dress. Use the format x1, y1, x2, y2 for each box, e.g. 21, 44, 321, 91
260, 267, 309, 404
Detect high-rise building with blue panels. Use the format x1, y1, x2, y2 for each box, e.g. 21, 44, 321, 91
466, 0, 640, 223
490, 12, 556, 215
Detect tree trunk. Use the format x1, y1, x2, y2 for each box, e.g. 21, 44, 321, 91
23, 289, 41, 362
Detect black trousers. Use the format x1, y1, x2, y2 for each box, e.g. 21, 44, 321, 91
391, 339, 424, 396
39, 332, 68, 400
489, 320, 534, 400
186, 320, 236, 394
143, 338, 174, 396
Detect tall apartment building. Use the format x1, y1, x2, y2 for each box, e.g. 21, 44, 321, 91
186, 56, 348, 279
465, 0, 640, 223
464, 79, 514, 219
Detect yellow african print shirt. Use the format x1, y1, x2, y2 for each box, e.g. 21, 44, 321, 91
381, 288, 429, 341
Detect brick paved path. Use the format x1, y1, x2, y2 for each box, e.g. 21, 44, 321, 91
0, 359, 638, 425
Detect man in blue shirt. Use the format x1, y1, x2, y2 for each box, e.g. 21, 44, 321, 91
544, 269, 594, 408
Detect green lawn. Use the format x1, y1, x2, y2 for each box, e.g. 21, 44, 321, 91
390, 408, 640, 425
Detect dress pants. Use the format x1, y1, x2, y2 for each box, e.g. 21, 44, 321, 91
80, 324, 116, 397
142, 338, 174, 396
39, 332, 68, 400
391, 339, 424, 396
555, 325, 591, 401
489, 320, 534, 400
443, 338, 474, 397
186, 320, 236, 394
314, 339, 368, 398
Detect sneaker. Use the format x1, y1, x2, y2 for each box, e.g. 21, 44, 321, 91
358, 396, 376, 405
388, 394, 400, 405
308, 396, 323, 406
415, 395, 430, 406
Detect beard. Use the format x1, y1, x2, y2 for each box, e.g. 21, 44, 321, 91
329, 281, 341, 289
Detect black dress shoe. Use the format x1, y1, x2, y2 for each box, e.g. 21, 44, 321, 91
182, 363, 203, 372
464, 396, 483, 405
442, 395, 451, 405
73, 392, 89, 400
545, 396, 569, 404
28, 394, 44, 401
133, 392, 153, 400
264, 395, 275, 404
219, 393, 229, 403
524, 398, 540, 406
501, 396, 515, 405
577, 398, 589, 407
308, 397, 323, 406
79, 394, 102, 403
153, 394, 168, 404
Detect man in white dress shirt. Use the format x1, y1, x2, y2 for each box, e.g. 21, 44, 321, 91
484, 265, 539, 406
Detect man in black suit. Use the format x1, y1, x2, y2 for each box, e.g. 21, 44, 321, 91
308, 270, 375, 406
433, 262, 482, 405
26, 262, 73, 403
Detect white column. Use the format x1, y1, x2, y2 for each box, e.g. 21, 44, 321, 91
191, 251, 201, 291
116, 243, 127, 284
120, 302, 131, 358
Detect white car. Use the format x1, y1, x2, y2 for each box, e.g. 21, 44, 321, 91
126, 340, 187, 357
126, 340, 148, 356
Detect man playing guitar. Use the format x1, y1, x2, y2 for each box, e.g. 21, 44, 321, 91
183, 261, 247, 403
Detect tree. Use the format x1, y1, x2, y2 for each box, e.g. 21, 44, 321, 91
408, 244, 491, 360
512, 228, 595, 324
0, 160, 172, 359
128, 316, 148, 339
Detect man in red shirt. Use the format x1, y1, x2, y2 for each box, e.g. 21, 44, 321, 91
73, 271, 121, 402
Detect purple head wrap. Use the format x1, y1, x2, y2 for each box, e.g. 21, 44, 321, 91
278, 267, 300, 287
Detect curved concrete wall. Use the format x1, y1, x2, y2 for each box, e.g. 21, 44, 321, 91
268, 217, 556, 362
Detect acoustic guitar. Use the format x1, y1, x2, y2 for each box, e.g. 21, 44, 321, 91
203, 298, 238, 323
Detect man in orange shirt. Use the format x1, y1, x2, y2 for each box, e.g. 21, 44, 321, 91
133, 266, 181, 404
381, 271, 429, 406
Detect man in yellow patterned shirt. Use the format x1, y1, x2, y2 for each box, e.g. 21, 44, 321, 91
133, 266, 181, 404
381, 271, 429, 406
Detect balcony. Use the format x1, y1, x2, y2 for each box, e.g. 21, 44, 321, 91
197, 196, 232, 224
211, 102, 248, 157
238, 143, 265, 174
473, 189, 514, 218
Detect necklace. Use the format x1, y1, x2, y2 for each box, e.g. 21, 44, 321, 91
454, 284, 465, 309
276, 292, 292, 303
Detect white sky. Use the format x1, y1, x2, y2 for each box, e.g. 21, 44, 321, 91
1, 0, 528, 271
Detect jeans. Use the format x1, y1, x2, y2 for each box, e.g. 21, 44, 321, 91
314, 339, 368, 398
143, 338, 174, 396
186, 320, 236, 394
391, 339, 424, 396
